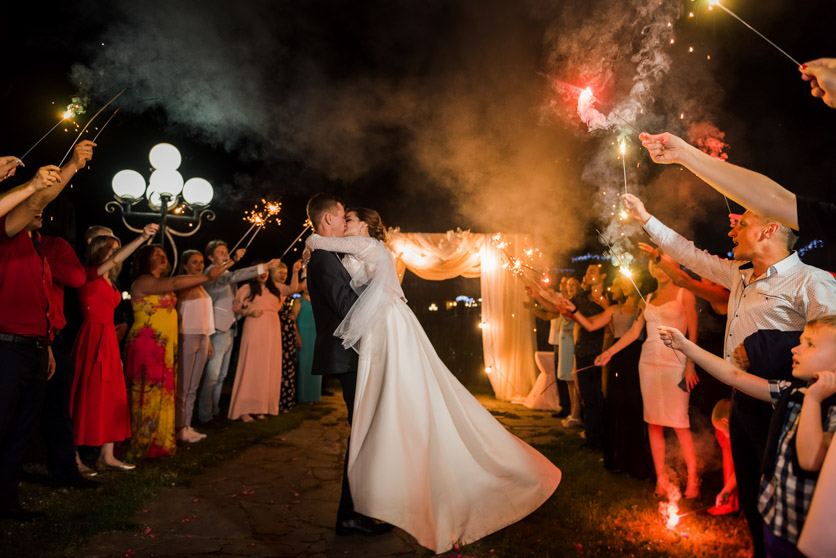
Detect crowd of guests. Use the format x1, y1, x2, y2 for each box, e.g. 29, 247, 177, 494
521, 59, 836, 558
0, 143, 320, 522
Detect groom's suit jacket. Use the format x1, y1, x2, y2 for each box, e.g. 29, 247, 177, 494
307, 250, 359, 376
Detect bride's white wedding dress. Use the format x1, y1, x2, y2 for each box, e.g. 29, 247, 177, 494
306, 233, 561, 553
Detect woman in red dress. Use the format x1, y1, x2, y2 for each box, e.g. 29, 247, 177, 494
70, 224, 158, 472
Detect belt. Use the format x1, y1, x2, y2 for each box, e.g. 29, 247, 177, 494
0, 333, 51, 349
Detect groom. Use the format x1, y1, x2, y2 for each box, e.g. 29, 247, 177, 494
305, 193, 391, 536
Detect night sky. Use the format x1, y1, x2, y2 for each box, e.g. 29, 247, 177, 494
2, 0, 834, 271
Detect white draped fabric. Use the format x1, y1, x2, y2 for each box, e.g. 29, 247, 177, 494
387, 229, 538, 402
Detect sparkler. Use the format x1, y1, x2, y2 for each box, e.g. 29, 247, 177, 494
708, 0, 802, 67
231, 200, 283, 251
280, 220, 313, 259
91, 108, 120, 142
595, 229, 683, 364
17, 102, 85, 163
59, 88, 126, 166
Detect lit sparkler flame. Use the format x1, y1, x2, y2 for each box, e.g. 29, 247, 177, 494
265, 201, 281, 216
619, 210, 629, 220
578, 87, 594, 104
662, 501, 680, 530
619, 138, 626, 155
619, 265, 632, 278
62, 104, 81, 119
247, 213, 265, 227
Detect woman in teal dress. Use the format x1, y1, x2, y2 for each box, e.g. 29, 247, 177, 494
295, 280, 320, 402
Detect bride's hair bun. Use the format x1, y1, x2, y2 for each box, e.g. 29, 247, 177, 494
350, 207, 387, 242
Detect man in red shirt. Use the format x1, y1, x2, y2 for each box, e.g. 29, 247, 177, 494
38, 231, 94, 489
0, 141, 95, 521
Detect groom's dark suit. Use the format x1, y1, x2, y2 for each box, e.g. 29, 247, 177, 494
307, 249, 359, 524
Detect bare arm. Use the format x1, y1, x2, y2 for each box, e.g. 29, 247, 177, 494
275, 260, 302, 296
796, 371, 836, 471
657, 326, 771, 401
595, 311, 645, 366
570, 304, 617, 332
131, 266, 225, 297
0, 174, 49, 219
640, 131, 798, 229
98, 224, 158, 277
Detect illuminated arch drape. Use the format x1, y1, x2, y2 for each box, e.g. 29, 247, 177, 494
387, 229, 537, 402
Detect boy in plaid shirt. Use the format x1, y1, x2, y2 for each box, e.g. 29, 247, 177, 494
658, 316, 836, 557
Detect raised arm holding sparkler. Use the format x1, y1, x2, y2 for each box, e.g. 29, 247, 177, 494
639, 131, 806, 230
0, 165, 59, 221
4, 140, 95, 237
0, 156, 23, 181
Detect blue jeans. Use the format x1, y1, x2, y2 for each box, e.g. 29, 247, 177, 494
197, 329, 234, 423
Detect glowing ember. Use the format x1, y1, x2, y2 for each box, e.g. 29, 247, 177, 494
619, 210, 628, 220
619, 139, 626, 155
661, 501, 680, 530
619, 265, 632, 278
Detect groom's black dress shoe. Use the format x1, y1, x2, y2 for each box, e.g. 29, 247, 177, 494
336, 514, 395, 536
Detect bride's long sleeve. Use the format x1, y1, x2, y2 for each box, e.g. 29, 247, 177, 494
306, 234, 378, 259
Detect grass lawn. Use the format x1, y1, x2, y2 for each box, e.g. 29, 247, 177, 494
1, 404, 330, 558
450, 426, 751, 558
2, 400, 751, 558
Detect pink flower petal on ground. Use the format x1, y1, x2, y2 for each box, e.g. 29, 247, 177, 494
141, 509, 148, 513
149, 534, 156, 539
231, 493, 238, 498
574, 543, 584, 554
249, 543, 256, 547
187, 536, 193, 539
193, 498, 201, 503
291, 457, 298, 461
243, 490, 255, 495
293, 493, 300, 497
142, 528, 151, 535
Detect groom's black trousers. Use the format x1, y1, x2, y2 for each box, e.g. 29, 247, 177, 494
337, 372, 358, 523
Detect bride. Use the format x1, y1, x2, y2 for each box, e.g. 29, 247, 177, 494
305, 207, 561, 553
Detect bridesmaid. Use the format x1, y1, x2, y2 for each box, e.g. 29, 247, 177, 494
228, 261, 300, 421
71, 224, 158, 472
295, 280, 320, 403
272, 263, 302, 413
126, 245, 225, 458
175, 250, 215, 443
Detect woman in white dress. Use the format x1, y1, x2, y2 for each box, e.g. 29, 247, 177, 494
595, 261, 700, 498
305, 208, 561, 553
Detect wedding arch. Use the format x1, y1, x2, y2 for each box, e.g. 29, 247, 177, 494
387, 229, 537, 402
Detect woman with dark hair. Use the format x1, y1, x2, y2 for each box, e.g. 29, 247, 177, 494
175, 250, 215, 443
70, 224, 158, 473
125, 245, 225, 458
228, 260, 300, 421
305, 208, 561, 553
271, 263, 303, 412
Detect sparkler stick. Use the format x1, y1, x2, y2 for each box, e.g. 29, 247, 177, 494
540, 364, 597, 395
229, 222, 258, 253
244, 224, 265, 249
91, 108, 120, 142
280, 222, 312, 259
619, 139, 628, 195
709, 1, 802, 67
611, 112, 641, 135
59, 88, 126, 166
18, 119, 64, 163
673, 506, 712, 519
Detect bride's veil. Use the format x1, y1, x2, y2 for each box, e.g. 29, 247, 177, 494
334, 239, 405, 352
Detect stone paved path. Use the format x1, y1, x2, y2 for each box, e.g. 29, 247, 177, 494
79, 393, 562, 558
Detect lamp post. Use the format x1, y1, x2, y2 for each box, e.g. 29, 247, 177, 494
107, 143, 215, 272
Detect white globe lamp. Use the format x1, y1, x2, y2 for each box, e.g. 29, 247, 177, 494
111, 170, 147, 202
149, 143, 182, 170
182, 177, 214, 207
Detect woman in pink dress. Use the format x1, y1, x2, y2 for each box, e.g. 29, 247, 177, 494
228, 261, 300, 422
71, 224, 158, 472
596, 261, 700, 498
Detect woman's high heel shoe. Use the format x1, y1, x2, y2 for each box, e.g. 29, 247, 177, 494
96, 458, 136, 471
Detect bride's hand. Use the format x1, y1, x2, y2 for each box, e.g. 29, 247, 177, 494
302, 248, 312, 265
